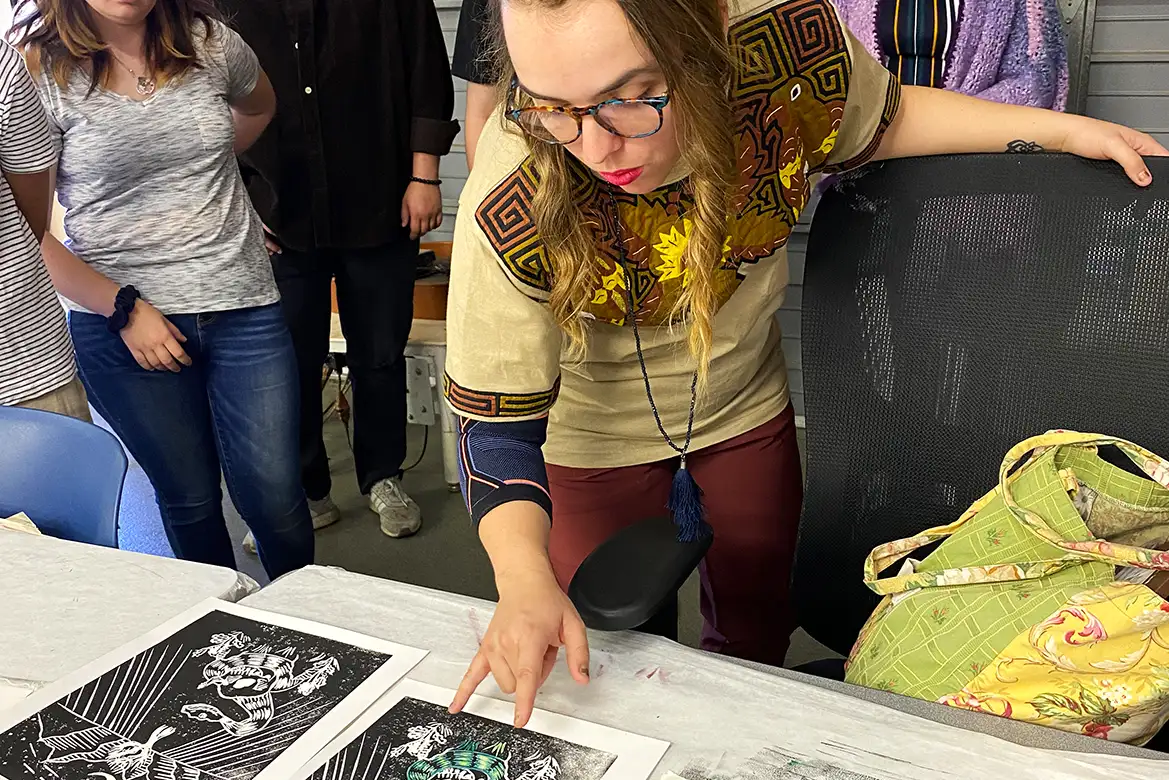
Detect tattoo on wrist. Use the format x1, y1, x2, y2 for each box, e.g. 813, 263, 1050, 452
1006, 140, 1044, 154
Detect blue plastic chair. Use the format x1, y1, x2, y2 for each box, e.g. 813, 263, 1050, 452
0, 405, 128, 547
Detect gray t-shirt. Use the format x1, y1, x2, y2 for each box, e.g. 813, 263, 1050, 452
35, 21, 277, 315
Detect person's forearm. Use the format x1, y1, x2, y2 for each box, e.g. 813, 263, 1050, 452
412, 152, 441, 180
478, 502, 555, 587
232, 108, 274, 154
41, 233, 120, 316
464, 82, 496, 171
875, 85, 1086, 161
5, 169, 54, 242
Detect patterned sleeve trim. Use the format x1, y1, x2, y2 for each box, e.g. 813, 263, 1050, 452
820, 74, 903, 175
474, 157, 554, 297
443, 373, 561, 419
458, 416, 553, 527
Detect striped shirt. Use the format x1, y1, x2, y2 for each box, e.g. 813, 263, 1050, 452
0, 41, 73, 406
877, 0, 962, 87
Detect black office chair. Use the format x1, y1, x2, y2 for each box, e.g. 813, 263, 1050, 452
793, 154, 1169, 662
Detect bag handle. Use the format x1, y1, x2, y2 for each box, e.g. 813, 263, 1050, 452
997, 431, 1169, 569
862, 471, 1054, 596
863, 431, 1169, 596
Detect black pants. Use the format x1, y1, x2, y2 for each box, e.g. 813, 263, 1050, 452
271, 240, 418, 499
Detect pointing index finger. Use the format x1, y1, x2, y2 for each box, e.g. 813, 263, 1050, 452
450, 651, 490, 714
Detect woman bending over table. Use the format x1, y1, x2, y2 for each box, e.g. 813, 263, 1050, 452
444, 0, 1166, 728
12, 0, 314, 579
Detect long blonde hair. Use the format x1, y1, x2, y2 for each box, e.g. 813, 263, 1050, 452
488, 0, 736, 383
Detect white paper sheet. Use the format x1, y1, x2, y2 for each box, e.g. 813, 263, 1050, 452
291, 679, 669, 780
0, 598, 427, 780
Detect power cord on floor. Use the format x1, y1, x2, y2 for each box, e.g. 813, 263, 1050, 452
321, 358, 353, 450
321, 354, 428, 472
402, 426, 428, 472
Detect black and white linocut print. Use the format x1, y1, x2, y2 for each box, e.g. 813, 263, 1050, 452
0, 610, 391, 780
309, 697, 617, 780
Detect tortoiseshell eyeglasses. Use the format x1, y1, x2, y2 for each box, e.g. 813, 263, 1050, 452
506, 80, 670, 145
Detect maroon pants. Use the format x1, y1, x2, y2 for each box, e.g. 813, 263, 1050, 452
547, 405, 802, 666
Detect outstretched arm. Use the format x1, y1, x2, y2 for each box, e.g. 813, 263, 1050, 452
447, 417, 589, 729
875, 85, 1168, 186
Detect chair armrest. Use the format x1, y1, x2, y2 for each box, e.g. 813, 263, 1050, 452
568, 515, 713, 632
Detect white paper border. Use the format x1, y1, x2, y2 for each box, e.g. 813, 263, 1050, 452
0, 597, 428, 780
291, 679, 669, 780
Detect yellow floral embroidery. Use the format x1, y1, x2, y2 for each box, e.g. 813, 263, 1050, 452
654, 220, 693, 287
654, 219, 735, 288
779, 158, 802, 189
818, 127, 838, 155
590, 265, 627, 306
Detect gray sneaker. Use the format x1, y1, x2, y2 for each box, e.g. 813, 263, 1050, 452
242, 495, 342, 555
370, 476, 422, 538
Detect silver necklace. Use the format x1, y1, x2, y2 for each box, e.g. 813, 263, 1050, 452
111, 53, 156, 96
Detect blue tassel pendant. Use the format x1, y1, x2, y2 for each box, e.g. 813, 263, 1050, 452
668, 459, 711, 543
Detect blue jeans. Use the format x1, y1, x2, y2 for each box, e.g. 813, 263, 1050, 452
70, 303, 314, 578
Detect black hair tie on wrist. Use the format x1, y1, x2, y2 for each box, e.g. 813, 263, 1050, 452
410, 176, 442, 186
106, 285, 141, 334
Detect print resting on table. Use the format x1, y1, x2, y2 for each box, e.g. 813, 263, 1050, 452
181, 630, 340, 737
310, 697, 615, 780
291, 681, 669, 780
0, 602, 424, 780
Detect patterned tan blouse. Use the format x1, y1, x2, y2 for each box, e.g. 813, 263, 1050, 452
445, 0, 902, 471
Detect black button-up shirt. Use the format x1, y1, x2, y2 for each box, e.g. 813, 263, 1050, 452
225, 0, 460, 252
452, 0, 497, 84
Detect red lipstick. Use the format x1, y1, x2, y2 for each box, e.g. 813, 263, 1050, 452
598, 167, 644, 187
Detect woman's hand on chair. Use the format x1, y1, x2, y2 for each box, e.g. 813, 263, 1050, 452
450, 566, 591, 728
1058, 115, 1168, 186
121, 301, 192, 373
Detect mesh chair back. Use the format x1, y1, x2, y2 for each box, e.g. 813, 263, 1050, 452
794, 155, 1169, 656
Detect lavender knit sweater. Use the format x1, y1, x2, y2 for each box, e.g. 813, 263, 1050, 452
835, 0, 1069, 110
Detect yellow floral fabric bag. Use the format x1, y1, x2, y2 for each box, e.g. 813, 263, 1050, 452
845, 431, 1169, 744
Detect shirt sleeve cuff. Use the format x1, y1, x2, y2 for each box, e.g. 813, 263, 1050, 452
821, 74, 903, 175
412, 117, 462, 157
2, 150, 58, 175
452, 58, 499, 86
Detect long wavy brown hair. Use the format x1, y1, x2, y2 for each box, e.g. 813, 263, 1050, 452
487, 0, 736, 385
10, 0, 221, 93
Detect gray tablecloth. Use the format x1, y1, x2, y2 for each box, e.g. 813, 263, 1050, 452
0, 531, 257, 686
243, 565, 1168, 779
